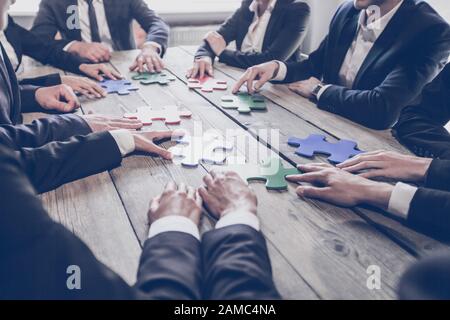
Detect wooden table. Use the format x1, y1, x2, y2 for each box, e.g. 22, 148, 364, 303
19, 46, 450, 300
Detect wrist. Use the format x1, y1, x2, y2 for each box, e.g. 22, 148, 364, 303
412, 157, 433, 182
221, 206, 257, 219
67, 41, 82, 54
361, 181, 394, 210
272, 61, 280, 79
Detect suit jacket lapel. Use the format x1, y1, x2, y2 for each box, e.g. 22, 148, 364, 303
328, 11, 360, 84
262, 0, 286, 49
352, 0, 410, 87
0, 45, 14, 104
103, 0, 119, 48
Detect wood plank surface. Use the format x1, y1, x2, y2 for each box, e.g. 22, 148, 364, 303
18, 57, 142, 284
102, 50, 421, 299
171, 46, 450, 256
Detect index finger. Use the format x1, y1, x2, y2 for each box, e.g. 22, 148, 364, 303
232, 70, 252, 94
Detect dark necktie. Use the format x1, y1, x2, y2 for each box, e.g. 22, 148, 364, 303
86, 0, 102, 43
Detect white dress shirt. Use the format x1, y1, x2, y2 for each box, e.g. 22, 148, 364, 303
274, 0, 404, 100
241, 0, 277, 54
387, 182, 418, 219
65, 0, 160, 52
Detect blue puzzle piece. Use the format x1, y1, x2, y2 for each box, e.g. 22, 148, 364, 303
288, 134, 364, 164
99, 79, 139, 95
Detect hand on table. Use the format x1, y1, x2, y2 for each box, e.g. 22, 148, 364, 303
337, 150, 433, 182
286, 163, 394, 210
232, 61, 280, 94
81, 114, 143, 132
148, 182, 203, 226
130, 44, 164, 73
204, 31, 226, 56
199, 170, 257, 220
186, 57, 213, 79
288, 77, 322, 99
35, 85, 80, 113
132, 130, 176, 160
61, 75, 107, 99
68, 41, 111, 63
79, 63, 122, 81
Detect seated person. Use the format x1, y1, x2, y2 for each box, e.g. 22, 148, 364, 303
394, 63, 450, 159
233, 0, 450, 130
285, 150, 450, 235
1, 15, 122, 98
0, 144, 280, 300
398, 254, 450, 300
32, 0, 170, 73
188, 0, 310, 78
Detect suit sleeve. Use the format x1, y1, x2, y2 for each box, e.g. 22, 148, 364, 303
31, 0, 72, 48
393, 66, 450, 159
19, 74, 62, 87
407, 187, 450, 235
423, 159, 450, 192
136, 232, 202, 300
18, 131, 123, 194
0, 114, 92, 148
316, 23, 450, 130
12, 17, 83, 74
0, 146, 137, 299
201, 225, 281, 300
131, 0, 170, 56
194, 3, 244, 62
218, 3, 310, 69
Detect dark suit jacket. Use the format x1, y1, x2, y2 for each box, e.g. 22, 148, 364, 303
0, 43, 91, 147
393, 64, 450, 159
5, 16, 84, 87
195, 0, 310, 69
31, 0, 169, 55
0, 145, 279, 299
280, 0, 450, 130
406, 159, 450, 234
398, 254, 450, 300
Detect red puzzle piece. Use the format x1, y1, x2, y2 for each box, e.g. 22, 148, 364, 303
187, 76, 227, 92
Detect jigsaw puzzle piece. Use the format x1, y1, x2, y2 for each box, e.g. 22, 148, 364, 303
288, 134, 364, 164
132, 71, 176, 85
169, 132, 233, 167
187, 76, 227, 92
214, 157, 299, 191
124, 106, 192, 125
221, 93, 267, 114
99, 79, 139, 95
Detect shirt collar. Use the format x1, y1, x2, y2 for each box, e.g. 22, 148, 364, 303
249, 0, 277, 15
358, 0, 404, 39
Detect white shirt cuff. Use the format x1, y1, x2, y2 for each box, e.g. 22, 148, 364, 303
148, 216, 200, 241
215, 211, 260, 231
143, 41, 162, 55
109, 129, 135, 157
63, 41, 76, 52
387, 182, 418, 219
317, 84, 332, 100
273, 61, 287, 81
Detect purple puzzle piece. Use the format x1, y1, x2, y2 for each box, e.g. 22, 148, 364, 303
288, 134, 364, 164
99, 79, 139, 95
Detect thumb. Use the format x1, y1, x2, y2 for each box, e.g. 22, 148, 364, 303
296, 186, 325, 199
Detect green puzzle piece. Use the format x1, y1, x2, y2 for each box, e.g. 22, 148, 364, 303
221, 93, 267, 114
132, 71, 176, 85
215, 157, 299, 190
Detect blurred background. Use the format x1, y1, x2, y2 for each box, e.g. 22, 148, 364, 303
9, 0, 450, 54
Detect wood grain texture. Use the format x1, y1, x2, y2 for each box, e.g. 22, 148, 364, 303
173, 46, 450, 256
19, 60, 142, 285
108, 50, 420, 299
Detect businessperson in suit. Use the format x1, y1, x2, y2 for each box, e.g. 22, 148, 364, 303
187, 0, 310, 79
285, 151, 450, 236
0, 144, 280, 300
398, 254, 450, 300
233, 0, 450, 130
32, 0, 170, 73
1, 15, 122, 98
394, 63, 450, 160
